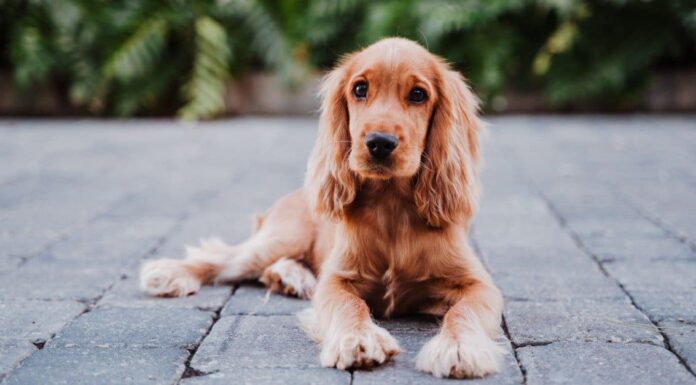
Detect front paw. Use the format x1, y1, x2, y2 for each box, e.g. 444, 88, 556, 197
139, 259, 201, 297
416, 331, 504, 378
320, 323, 400, 370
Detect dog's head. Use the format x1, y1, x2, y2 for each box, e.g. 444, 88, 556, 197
306, 38, 482, 227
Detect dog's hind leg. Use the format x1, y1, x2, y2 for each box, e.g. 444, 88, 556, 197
140, 189, 315, 297
260, 257, 317, 299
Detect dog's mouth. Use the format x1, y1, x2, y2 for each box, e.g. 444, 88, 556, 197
358, 161, 394, 179
353, 152, 423, 180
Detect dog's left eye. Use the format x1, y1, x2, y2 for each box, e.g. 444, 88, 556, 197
408, 87, 427, 104
353, 82, 368, 100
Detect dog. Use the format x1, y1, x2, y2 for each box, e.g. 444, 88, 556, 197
140, 37, 504, 379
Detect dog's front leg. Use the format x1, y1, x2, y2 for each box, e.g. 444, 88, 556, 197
303, 274, 400, 370
416, 279, 505, 378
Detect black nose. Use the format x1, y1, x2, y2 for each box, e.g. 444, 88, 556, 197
365, 132, 398, 160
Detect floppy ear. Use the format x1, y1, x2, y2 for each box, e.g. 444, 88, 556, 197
304, 65, 357, 220
414, 68, 482, 227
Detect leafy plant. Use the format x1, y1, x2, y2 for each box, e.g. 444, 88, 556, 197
1, 0, 303, 118
1, 0, 694, 118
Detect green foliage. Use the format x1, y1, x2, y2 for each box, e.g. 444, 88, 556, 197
179, 16, 230, 119
0, 0, 299, 118
1, 0, 694, 117
104, 18, 168, 82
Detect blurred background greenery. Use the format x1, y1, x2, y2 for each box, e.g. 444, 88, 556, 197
1, 0, 694, 119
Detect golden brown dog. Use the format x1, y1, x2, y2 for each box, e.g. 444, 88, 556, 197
140, 37, 504, 378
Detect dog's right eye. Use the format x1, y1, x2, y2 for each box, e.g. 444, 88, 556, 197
353, 82, 368, 100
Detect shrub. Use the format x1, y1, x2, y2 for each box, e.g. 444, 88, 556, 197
1, 0, 694, 118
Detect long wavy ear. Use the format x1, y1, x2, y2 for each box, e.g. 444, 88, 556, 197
414, 67, 482, 228
304, 63, 357, 220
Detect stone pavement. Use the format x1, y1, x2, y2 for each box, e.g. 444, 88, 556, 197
0, 116, 695, 385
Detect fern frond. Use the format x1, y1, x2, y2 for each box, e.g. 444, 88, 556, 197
42, 1, 109, 108
113, 58, 180, 116
103, 18, 167, 82
310, 0, 368, 16
418, 0, 526, 40
178, 16, 231, 120
68, 60, 105, 109
223, 0, 308, 84
10, 23, 54, 87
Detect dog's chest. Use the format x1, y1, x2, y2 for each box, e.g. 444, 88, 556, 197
347, 189, 447, 317
362, 268, 439, 318
352, 210, 441, 317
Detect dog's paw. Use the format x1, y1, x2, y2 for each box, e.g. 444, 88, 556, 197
260, 257, 316, 299
139, 259, 201, 297
320, 323, 400, 370
415, 331, 504, 378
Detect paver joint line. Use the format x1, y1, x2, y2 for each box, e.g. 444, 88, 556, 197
522, 160, 696, 380
616, 186, 696, 255
501, 315, 528, 385
178, 287, 235, 384
2, 117, 696, 385
472, 236, 528, 384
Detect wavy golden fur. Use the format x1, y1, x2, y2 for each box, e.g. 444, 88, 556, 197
140, 37, 504, 379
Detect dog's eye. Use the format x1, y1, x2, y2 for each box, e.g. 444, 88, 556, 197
353, 82, 368, 100
408, 87, 427, 104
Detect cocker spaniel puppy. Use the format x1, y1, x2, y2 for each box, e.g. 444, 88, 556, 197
140, 37, 504, 378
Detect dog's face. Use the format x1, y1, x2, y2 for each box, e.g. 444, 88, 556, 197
307, 37, 482, 227
343, 42, 438, 179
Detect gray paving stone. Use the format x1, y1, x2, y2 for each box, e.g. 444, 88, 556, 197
535, 187, 638, 222
581, 235, 694, 262
505, 300, 662, 346
479, 247, 608, 288
0, 173, 90, 210
0, 187, 126, 258
1, 346, 189, 385
619, 181, 696, 246
99, 276, 232, 311
0, 299, 85, 343
660, 321, 696, 373
352, 345, 521, 385
191, 315, 320, 372
46, 217, 175, 264
180, 368, 350, 385
495, 271, 626, 302
564, 217, 667, 242
221, 284, 310, 316
373, 316, 443, 335
628, 290, 696, 322
105, 190, 211, 220
0, 207, 85, 258
49, 307, 213, 349
0, 258, 121, 301
0, 255, 22, 274
0, 341, 36, 380
518, 341, 696, 385
603, 259, 696, 293
2, 118, 696, 384
476, 220, 580, 251
355, 317, 523, 385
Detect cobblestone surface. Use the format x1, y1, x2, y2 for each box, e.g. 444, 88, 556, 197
1, 116, 695, 384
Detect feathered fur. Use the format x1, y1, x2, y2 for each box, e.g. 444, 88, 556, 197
140, 37, 503, 379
